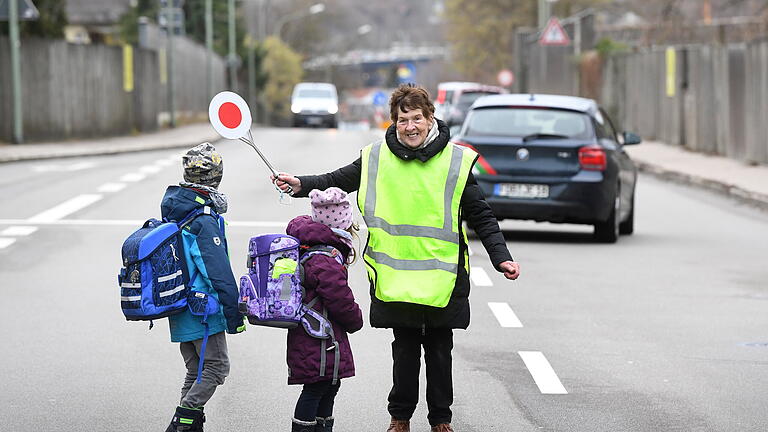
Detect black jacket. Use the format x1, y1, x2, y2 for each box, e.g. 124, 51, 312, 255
296, 120, 513, 329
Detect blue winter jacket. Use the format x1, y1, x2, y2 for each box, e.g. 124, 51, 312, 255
160, 185, 243, 343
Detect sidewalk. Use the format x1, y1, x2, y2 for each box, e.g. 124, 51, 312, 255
625, 141, 768, 211
1, 126, 766, 210
0, 123, 219, 163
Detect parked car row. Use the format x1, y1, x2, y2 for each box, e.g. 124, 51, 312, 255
434, 81, 508, 132
448, 92, 641, 243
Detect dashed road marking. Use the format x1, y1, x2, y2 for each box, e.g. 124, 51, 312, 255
156, 159, 174, 167
488, 302, 523, 328
518, 351, 568, 394
470, 266, 493, 286
98, 183, 127, 193
0, 219, 289, 228
140, 165, 162, 174
0, 238, 17, 249
27, 194, 103, 223
1, 226, 38, 236
32, 162, 95, 172
119, 173, 146, 182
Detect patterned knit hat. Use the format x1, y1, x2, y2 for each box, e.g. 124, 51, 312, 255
182, 142, 224, 188
310, 187, 353, 230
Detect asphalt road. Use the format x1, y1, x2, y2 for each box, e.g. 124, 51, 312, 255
0, 127, 767, 432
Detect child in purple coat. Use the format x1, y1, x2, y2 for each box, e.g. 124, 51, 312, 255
286, 187, 364, 432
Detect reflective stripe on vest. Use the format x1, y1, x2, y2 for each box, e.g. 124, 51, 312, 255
358, 140, 477, 307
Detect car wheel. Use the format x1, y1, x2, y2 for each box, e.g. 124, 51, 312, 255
594, 192, 620, 243
619, 193, 635, 235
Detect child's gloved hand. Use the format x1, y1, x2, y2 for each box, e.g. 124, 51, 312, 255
228, 317, 247, 334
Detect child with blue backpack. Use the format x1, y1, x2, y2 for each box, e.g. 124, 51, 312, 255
285, 187, 364, 432
161, 143, 245, 431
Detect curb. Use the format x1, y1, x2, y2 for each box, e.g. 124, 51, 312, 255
636, 161, 768, 212
0, 127, 220, 163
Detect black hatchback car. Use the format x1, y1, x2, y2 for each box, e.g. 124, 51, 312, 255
453, 94, 641, 243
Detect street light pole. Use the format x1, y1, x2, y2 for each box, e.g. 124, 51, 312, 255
228, 0, 237, 92
166, 2, 176, 127
274, 3, 325, 40
205, 0, 213, 102
9, 0, 23, 143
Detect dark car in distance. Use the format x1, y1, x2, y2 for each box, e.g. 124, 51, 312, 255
452, 94, 641, 243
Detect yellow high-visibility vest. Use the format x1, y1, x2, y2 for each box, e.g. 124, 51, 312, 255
358, 140, 477, 307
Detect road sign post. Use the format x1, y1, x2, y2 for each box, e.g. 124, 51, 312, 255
1, 0, 40, 143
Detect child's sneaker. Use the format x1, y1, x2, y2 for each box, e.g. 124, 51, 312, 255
167, 406, 205, 431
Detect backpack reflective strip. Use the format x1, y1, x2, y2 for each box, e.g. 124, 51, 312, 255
121, 283, 141, 288
121, 295, 141, 301
157, 270, 183, 283
159, 284, 186, 297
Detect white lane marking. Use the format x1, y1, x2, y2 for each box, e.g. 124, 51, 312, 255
156, 159, 174, 167
471, 266, 493, 286
32, 162, 95, 172
0, 219, 289, 227
0, 238, 17, 249
1, 226, 38, 236
518, 351, 568, 394
119, 173, 146, 182
140, 165, 162, 174
488, 302, 523, 328
27, 194, 103, 223
98, 183, 127, 193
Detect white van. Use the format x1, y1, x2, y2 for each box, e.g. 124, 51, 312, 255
290, 82, 339, 128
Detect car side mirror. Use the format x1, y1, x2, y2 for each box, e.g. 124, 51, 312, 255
623, 131, 642, 145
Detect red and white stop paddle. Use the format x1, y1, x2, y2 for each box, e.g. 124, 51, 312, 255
208, 92, 282, 181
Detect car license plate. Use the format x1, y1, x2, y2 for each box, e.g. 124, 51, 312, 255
495, 183, 549, 199
307, 117, 322, 125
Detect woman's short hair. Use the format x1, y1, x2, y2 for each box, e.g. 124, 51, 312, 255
389, 83, 435, 122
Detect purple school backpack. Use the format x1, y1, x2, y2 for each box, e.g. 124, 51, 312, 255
238, 234, 343, 340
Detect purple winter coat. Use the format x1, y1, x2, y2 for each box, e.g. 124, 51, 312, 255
285, 215, 364, 385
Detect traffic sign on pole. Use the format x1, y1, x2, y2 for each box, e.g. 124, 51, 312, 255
539, 17, 570, 46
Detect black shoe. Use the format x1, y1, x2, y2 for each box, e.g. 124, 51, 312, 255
167, 406, 205, 431
315, 416, 334, 432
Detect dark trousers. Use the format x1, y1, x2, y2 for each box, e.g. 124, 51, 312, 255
388, 327, 454, 427
294, 380, 341, 422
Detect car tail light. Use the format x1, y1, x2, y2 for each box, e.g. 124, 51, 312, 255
452, 140, 497, 175
578, 145, 606, 171
436, 89, 447, 104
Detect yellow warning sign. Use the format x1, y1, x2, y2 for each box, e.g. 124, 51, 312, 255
666, 47, 676, 98
123, 44, 134, 93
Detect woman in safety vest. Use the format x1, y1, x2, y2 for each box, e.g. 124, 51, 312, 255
273, 83, 520, 432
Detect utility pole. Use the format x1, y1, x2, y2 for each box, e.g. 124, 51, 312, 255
166, 1, 176, 127
205, 0, 213, 102
538, 0, 551, 30
247, 35, 257, 121
9, 0, 23, 143
228, 0, 237, 92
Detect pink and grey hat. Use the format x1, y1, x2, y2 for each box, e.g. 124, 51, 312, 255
310, 187, 353, 230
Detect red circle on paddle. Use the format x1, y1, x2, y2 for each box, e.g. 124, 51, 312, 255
218, 102, 242, 129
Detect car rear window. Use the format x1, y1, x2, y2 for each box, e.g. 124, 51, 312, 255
296, 89, 334, 98
464, 107, 593, 139
456, 91, 499, 109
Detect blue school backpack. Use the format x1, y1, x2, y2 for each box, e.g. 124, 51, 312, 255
119, 206, 224, 383
118, 206, 220, 324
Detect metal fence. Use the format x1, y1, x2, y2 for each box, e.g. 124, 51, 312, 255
0, 36, 226, 143
517, 25, 768, 164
